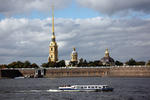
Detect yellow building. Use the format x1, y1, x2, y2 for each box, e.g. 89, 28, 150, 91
71, 48, 78, 62
48, 6, 58, 62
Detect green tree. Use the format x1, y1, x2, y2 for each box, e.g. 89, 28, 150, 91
70, 61, 77, 66
8, 61, 17, 68
0, 64, 7, 69
31, 63, 39, 68
146, 60, 150, 66
82, 60, 88, 67
57, 60, 66, 67
41, 63, 48, 68
16, 61, 24, 68
115, 60, 123, 66
125, 58, 136, 66
23, 61, 31, 68
78, 58, 84, 67
136, 61, 145, 65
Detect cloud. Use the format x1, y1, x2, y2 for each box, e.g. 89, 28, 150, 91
77, 0, 150, 16
0, 17, 150, 65
0, 0, 71, 16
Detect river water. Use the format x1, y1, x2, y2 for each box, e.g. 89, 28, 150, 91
0, 77, 150, 100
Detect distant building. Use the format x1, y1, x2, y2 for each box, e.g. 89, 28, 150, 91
70, 48, 78, 66
65, 60, 70, 66
100, 48, 115, 66
48, 6, 58, 62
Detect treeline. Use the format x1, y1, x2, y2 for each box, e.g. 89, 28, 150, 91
41, 60, 65, 68
75, 58, 150, 67
0, 61, 39, 68
0, 58, 150, 68
125, 58, 148, 66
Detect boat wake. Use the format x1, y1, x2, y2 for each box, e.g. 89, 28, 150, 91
16, 89, 97, 93
46, 89, 63, 92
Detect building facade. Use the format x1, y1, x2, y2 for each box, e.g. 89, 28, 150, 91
71, 48, 78, 62
70, 48, 78, 66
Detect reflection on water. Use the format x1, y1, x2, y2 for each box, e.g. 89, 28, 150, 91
0, 77, 150, 100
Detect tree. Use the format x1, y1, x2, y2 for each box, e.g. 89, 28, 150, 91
146, 60, 150, 66
136, 61, 145, 65
16, 61, 24, 68
23, 61, 31, 68
82, 60, 88, 67
31, 63, 39, 68
41, 63, 48, 68
125, 58, 136, 66
57, 60, 66, 67
8, 61, 17, 68
70, 61, 77, 66
115, 60, 123, 66
0, 64, 7, 69
78, 58, 84, 67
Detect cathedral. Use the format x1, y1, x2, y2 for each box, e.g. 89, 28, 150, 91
48, 6, 58, 62
48, 6, 115, 66
100, 48, 115, 66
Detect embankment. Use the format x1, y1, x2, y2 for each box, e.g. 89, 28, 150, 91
0, 66, 150, 78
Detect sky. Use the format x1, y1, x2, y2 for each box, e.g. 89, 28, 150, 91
0, 0, 150, 65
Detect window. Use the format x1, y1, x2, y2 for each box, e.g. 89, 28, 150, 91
51, 55, 53, 58
51, 48, 53, 51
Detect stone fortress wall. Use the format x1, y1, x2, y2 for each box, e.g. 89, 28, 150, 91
0, 66, 150, 78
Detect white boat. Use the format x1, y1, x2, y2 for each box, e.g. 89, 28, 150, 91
58, 85, 113, 92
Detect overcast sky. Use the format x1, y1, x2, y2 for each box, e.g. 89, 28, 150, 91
0, 0, 150, 65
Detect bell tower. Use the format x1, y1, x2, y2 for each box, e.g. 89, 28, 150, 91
48, 6, 58, 62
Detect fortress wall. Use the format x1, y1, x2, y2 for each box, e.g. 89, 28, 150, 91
45, 68, 110, 77
19, 69, 35, 77
0, 67, 150, 78
108, 67, 150, 77
0, 69, 35, 78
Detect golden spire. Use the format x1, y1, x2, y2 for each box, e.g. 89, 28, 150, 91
52, 5, 54, 34
73, 47, 76, 51
105, 48, 109, 57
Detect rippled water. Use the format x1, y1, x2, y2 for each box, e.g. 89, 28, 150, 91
0, 77, 150, 100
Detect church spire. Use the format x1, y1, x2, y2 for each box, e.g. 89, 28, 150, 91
48, 4, 58, 62
52, 5, 54, 34
51, 5, 55, 42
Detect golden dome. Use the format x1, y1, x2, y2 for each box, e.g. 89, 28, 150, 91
105, 48, 109, 54
51, 35, 55, 39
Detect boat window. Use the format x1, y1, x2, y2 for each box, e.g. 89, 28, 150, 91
84, 87, 87, 88
103, 86, 106, 88
92, 86, 94, 88
95, 86, 97, 88
81, 87, 83, 89
88, 86, 90, 88
99, 87, 101, 89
